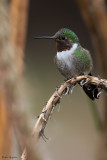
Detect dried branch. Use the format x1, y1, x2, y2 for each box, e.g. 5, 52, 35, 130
21, 75, 107, 160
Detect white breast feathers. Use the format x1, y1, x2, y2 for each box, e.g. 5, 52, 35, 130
57, 43, 78, 67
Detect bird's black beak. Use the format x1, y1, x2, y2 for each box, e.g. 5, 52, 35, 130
33, 36, 55, 39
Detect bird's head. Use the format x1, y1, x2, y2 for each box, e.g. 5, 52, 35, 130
34, 28, 79, 52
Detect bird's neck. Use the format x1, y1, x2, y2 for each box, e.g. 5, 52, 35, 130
57, 43, 78, 54
56, 44, 71, 52
56, 41, 79, 52
56, 40, 73, 52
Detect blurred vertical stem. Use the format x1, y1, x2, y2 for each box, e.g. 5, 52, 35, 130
0, 92, 12, 155
0, 0, 12, 155
10, 0, 29, 75
76, 0, 107, 159
0, 0, 29, 156
9, 0, 29, 151
76, 0, 107, 78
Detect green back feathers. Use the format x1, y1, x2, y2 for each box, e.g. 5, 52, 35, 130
74, 46, 92, 68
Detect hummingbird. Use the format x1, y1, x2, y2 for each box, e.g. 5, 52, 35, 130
34, 28, 99, 100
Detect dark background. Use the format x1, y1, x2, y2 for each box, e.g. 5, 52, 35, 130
24, 1, 101, 160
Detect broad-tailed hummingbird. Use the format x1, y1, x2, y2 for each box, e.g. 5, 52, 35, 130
34, 28, 99, 100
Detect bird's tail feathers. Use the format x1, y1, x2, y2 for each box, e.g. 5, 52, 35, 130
79, 73, 100, 100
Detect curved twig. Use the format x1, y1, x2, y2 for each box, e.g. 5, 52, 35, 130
21, 75, 107, 160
